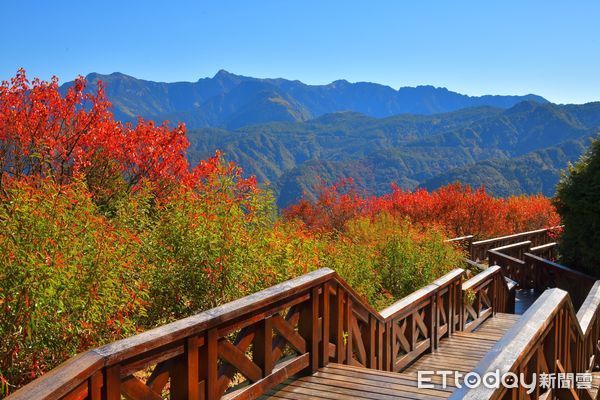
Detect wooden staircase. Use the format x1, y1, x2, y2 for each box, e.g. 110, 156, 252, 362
264, 313, 520, 399
7, 227, 600, 400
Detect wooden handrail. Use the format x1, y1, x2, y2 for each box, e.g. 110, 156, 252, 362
462, 266, 514, 331
10, 267, 480, 400
529, 242, 558, 261
379, 268, 465, 371
451, 280, 600, 400
489, 246, 596, 310
8, 268, 336, 400
469, 226, 561, 261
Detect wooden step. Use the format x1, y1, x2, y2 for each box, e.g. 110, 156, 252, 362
264, 313, 519, 399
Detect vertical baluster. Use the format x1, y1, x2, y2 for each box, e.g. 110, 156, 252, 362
390, 320, 398, 372
376, 319, 384, 370
104, 365, 120, 400
320, 282, 330, 368
345, 296, 353, 365
88, 371, 102, 400
253, 317, 273, 377
407, 313, 415, 354
332, 285, 345, 363
204, 328, 218, 400
429, 292, 437, 350
299, 286, 320, 373
366, 314, 377, 368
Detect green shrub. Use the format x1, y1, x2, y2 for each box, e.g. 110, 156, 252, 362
0, 179, 148, 388
555, 136, 600, 277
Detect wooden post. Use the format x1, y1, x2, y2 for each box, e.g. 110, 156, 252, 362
332, 285, 345, 363
299, 287, 320, 373
345, 296, 353, 365
205, 328, 219, 400
104, 365, 120, 400
253, 317, 273, 377
320, 282, 330, 368
88, 371, 102, 400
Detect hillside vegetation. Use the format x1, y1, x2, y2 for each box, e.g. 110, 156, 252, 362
185, 102, 600, 206
555, 136, 600, 277
0, 72, 560, 395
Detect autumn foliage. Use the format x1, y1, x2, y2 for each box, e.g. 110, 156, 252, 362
0, 70, 557, 395
284, 179, 560, 238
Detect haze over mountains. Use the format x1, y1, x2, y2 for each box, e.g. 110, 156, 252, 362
63, 71, 600, 207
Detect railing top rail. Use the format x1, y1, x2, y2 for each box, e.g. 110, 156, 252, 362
489, 240, 531, 252
445, 235, 474, 243
471, 226, 561, 246
529, 242, 557, 251
8, 351, 104, 400
464, 258, 485, 270
577, 280, 600, 335
95, 267, 335, 364
330, 271, 386, 322
449, 288, 569, 400
380, 268, 463, 320
462, 265, 502, 291
524, 252, 595, 282
488, 249, 525, 265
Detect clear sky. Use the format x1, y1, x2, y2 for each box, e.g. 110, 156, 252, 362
1, 1, 599, 104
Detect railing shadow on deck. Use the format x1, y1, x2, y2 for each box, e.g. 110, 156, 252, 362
8, 262, 516, 400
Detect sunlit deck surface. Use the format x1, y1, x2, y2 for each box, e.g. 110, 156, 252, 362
263, 313, 520, 399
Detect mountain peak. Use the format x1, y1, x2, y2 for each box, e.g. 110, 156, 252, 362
213, 69, 237, 79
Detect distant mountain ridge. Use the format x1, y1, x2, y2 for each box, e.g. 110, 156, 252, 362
60, 71, 599, 206
62, 70, 548, 129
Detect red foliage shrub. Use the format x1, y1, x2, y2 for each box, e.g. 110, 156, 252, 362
0, 69, 257, 200
285, 181, 560, 238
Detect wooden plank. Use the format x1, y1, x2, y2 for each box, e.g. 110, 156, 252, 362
120, 375, 162, 400
223, 354, 309, 400
218, 339, 262, 383
271, 314, 306, 354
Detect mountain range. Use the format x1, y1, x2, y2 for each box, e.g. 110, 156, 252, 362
65, 70, 547, 129
62, 72, 600, 207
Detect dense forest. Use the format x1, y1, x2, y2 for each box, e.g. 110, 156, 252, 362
185, 102, 600, 206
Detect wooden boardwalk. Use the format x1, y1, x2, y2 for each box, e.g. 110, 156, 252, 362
10, 227, 600, 400
264, 313, 520, 399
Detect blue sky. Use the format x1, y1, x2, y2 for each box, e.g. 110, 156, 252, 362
1, 1, 599, 104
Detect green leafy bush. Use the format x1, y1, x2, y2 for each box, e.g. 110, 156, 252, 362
0, 179, 148, 388
555, 136, 600, 277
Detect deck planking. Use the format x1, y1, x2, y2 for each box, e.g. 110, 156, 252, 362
264, 313, 520, 399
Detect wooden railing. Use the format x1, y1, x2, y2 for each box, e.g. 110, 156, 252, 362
462, 266, 514, 332
9, 264, 517, 400
525, 253, 596, 310
468, 226, 560, 262
380, 269, 464, 371
489, 242, 595, 310
451, 282, 600, 400
529, 242, 558, 261
6, 268, 469, 400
